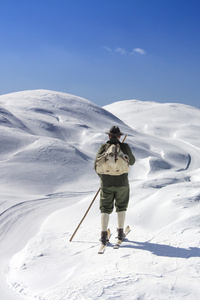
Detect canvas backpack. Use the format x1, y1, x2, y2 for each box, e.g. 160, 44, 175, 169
95, 143, 129, 175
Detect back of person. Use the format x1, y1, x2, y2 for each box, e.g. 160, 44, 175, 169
94, 126, 135, 247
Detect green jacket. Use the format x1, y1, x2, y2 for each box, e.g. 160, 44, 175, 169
94, 137, 135, 188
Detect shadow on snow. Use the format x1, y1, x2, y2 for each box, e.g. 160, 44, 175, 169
123, 240, 200, 259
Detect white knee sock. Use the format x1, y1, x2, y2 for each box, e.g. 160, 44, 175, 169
117, 211, 126, 229
101, 213, 110, 231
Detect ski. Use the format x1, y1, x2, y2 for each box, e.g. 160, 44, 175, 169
98, 228, 111, 254
113, 225, 130, 249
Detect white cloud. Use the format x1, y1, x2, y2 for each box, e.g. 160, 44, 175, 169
103, 46, 146, 56
115, 47, 127, 55
133, 48, 146, 55
103, 46, 112, 52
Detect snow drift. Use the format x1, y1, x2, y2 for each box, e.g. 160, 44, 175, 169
0, 90, 200, 299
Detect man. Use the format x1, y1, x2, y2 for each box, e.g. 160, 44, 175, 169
94, 126, 135, 245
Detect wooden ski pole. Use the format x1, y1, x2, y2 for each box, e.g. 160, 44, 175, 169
69, 187, 101, 241
122, 134, 127, 143
69, 134, 127, 242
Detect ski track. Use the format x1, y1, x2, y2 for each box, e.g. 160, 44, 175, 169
0, 91, 200, 299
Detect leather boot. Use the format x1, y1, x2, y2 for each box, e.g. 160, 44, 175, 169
100, 231, 108, 245
117, 228, 125, 241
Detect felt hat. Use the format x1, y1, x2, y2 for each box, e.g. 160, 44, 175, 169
105, 126, 124, 136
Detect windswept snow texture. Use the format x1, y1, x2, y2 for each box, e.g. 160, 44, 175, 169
0, 90, 200, 300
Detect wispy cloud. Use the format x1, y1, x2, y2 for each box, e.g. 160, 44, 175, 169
103, 46, 112, 52
103, 46, 146, 56
103, 46, 127, 55
133, 48, 146, 55
115, 47, 127, 55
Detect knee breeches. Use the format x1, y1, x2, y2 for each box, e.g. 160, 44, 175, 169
100, 186, 129, 214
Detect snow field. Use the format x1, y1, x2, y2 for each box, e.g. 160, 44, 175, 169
0, 90, 199, 299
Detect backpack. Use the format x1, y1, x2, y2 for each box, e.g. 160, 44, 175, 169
95, 143, 129, 175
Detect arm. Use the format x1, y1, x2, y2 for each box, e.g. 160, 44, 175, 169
121, 143, 135, 166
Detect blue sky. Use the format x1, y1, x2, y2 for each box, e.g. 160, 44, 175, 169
0, 0, 200, 108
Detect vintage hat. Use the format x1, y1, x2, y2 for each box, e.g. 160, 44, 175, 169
105, 126, 124, 136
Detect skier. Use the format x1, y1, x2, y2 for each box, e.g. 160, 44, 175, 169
94, 126, 135, 246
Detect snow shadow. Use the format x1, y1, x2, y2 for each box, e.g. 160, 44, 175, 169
124, 240, 200, 259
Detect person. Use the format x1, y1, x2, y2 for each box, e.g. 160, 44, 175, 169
94, 126, 135, 245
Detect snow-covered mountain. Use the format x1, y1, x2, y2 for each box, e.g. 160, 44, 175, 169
0, 90, 200, 299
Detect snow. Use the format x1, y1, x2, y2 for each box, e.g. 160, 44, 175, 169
0, 90, 200, 299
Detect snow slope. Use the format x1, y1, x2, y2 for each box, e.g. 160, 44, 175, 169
0, 90, 200, 299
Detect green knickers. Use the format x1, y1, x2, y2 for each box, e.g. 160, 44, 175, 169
100, 186, 130, 214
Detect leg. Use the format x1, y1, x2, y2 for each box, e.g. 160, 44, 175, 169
99, 187, 115, 244
115, 187, 130, 240
117, 211, 126, 240
117, 211, 126, 229
114, 186, 130, 213
101, 213, 109, 231
99, 187, 115, 214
